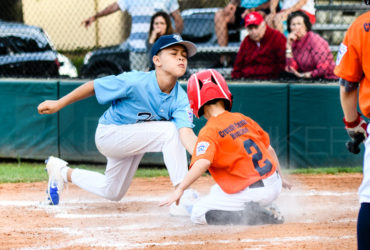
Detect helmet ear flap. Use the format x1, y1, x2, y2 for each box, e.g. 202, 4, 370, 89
198, 79, 203, 89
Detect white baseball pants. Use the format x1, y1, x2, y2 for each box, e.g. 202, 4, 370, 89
191, 171, 282, 224
359, 126, 370, 203
70, 121, 188, 201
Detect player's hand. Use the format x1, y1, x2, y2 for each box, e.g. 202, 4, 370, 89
37, 100, 61, 114
81, 16, 95, 28
344, 113, 368, 141
159, 188, 184, 207
282, 179, 292, 190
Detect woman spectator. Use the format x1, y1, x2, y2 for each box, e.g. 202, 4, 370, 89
285, 11, 338, 80
147, 11, 175, 65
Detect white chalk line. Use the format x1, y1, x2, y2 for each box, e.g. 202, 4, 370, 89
19, 234, 355, 250
54, 211, 165, 219
281, 190, 357, 197
0, 196, 163, 207
0, 190, 357, 207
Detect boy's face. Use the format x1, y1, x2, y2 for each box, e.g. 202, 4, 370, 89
154, 45, 188, 77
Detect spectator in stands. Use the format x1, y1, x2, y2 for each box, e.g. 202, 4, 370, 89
214, 0, 278, 67
231, 12, 286, 80
285, 11, 338, 79
266, 0, 315, 33
81, 0, 183, 71
147, 11, 175, 66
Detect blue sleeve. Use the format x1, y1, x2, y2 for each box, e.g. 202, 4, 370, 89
171, 89, 194, 129
93, 74, 130, 105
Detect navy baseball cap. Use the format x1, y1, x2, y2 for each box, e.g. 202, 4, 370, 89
151, 34, 197, 59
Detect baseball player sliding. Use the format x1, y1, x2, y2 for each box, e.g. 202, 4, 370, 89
161, 69, 292, 225
37, 35, 199, 215
334, 2, 370, 248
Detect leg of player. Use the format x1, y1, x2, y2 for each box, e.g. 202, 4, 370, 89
357, 203, 370, 250
205, 202, 284, 225
191, 171, 282, 225
70, 155, 144, 201
44, 121, 193, 205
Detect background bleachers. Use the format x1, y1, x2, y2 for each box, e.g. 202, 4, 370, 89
314, 1, 368, 49
0, 0, 368, 79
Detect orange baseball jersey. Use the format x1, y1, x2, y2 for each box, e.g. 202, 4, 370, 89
190, 111, 277, 194
334, 11, 370, 117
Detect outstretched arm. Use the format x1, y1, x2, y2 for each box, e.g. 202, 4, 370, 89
38, 81, 95, 114
160, 159, 210, 206
81, 2, 120, 28
179, 127, 197, 155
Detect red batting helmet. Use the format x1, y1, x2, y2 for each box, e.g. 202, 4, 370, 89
187, 69, 233, 118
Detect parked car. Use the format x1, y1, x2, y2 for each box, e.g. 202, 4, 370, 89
81, 8, 241, 79
81, 42, 130, 78
57, 53, 78, 78
0, 20, 77, 78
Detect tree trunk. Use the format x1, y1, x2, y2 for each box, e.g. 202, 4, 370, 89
0, 0, 23, 22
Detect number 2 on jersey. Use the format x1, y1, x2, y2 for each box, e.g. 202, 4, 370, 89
244, 139, 272, 176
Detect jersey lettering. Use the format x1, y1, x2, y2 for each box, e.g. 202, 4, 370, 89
137, 112, 154, 122
364, 23, 370, 32
243, 139, 272, 176
136, 112, 167, 123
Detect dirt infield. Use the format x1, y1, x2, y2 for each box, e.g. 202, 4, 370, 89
0, 173, 362, 249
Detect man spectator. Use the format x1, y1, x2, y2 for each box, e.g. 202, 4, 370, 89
214, 0, 276, 67
231, 12, 286, 80
82, 0, 183, 71
266, 0, 315, 33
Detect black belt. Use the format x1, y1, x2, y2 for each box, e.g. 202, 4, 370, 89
249, 179, 264, 188
249, 171, 279, 189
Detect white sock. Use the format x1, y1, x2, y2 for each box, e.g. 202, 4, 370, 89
60, 167, 69, 183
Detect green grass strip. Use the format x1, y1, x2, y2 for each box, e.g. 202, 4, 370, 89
0, 162, 363, 184
0, 162, 168, 184
285, 166, 363, 175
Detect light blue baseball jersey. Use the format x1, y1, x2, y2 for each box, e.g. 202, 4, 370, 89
241, 0, 269, 9
117, 0, 179, 53
94, 70, 194, 129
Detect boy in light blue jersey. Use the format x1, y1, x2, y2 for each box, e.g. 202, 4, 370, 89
37, 35, 199, 214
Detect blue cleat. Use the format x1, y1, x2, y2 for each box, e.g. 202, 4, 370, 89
46, 183, 60, 205
45, 156, 68, 205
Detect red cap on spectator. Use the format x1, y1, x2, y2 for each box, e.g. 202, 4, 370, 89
244, 12, 264, 27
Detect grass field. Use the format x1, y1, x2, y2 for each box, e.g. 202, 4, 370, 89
0, 161, 363, 183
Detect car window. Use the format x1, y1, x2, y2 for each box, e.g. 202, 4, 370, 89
4, 36, 52, 54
